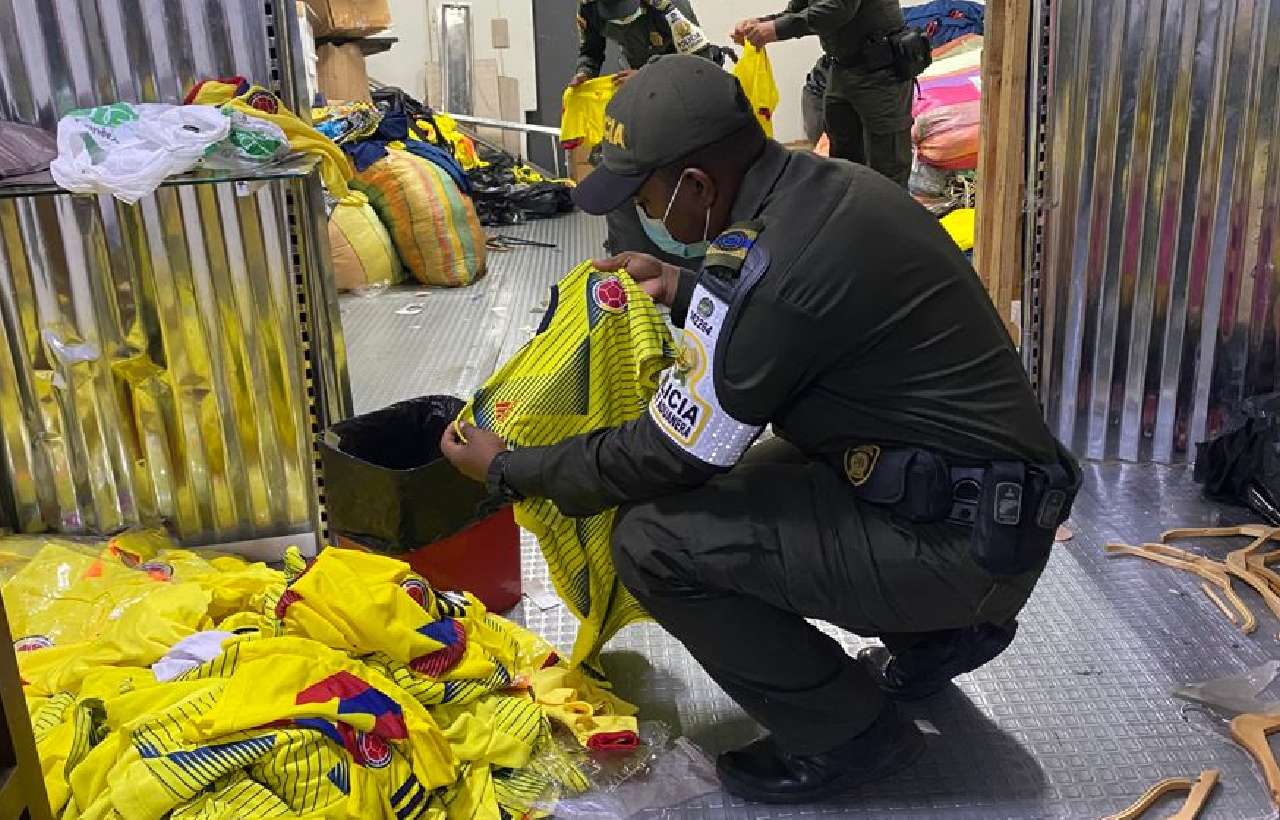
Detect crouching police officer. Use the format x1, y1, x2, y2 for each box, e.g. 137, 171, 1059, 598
735, 0, 918, 187
572, 0, 723, 267
445, 56, 1079, 804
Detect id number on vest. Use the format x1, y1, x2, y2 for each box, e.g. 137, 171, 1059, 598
649, 284, 759, 467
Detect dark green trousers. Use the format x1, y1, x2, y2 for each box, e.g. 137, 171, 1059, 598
823, 65, 914, 187
610, 439, 1044, 755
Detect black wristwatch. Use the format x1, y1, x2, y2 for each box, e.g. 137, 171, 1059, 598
485, 450, 524, 503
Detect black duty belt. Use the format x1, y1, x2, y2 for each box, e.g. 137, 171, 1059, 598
945, 464, 1072, 532
839, 444, 1082, 576
830, 30, 898, 73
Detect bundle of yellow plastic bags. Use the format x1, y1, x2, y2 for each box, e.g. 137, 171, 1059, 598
5, 532, 638, 819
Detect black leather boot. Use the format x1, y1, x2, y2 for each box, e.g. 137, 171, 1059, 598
858, 621, 1018, 701
716, 703, 926, 804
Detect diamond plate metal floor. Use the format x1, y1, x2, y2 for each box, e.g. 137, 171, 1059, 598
341, 213, 1280, 819
340, 212, 611, 414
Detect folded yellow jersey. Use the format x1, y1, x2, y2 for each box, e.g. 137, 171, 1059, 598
458, 263, 673, 671
940, 206, 976, 252
559, 76, 617, 151
531, 666, 638, 750
187, 78, 364, 205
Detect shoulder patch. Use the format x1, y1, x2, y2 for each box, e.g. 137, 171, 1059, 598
703, 220, 763, 280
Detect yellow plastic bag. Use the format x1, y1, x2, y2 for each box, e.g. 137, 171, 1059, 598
329, 201, 403, 293
735, 43, 780, 138
941, 207, 976, 252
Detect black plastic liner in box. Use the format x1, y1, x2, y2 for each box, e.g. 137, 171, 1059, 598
319, 395, 489, 552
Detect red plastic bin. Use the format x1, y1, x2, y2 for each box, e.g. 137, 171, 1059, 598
338, 505, 522, 613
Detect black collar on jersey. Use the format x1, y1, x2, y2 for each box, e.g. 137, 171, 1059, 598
729, 140, 791, 226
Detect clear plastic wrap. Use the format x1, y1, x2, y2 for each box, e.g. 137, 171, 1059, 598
1173, 661, 1280, 717
543, 723, 720, 819
1173, 664, 1280, 820
909, 156, 952, 197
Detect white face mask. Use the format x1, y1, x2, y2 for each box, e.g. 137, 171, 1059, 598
637, 172, 710, 259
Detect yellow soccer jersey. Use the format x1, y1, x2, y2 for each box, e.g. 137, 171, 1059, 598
459, 263, 674, 670
559, 76, 618, 152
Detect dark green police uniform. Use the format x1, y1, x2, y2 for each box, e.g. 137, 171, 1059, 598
575, 0, 703, 79
769, 0, 914, 186
801, 54, 832, 144
500, 57, 1077, 759
576, 0, 713, 266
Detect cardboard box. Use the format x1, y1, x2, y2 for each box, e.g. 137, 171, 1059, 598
569, 143, 594, 183
305, 0, 390, 38
317, 43, 371, 103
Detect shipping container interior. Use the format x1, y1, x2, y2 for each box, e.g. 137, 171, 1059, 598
2, 0, 1278, 817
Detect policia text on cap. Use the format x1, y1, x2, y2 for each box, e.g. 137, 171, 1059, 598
735, 0, 916, 187
444, 56, 1080, 805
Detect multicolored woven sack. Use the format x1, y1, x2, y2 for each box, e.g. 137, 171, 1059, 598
353, 150, 487, 288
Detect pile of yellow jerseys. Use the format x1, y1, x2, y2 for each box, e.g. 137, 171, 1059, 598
4, 532, 638, 819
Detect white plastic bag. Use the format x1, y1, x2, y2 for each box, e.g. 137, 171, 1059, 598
200, 109, 290, 171
49, 102, 230, 203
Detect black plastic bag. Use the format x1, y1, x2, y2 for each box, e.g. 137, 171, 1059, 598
510, 182, 574, 218
466, 143, 574, 226
1194, 392, 1280, 524
470, 180, 574, 226
319, 396, 489, 551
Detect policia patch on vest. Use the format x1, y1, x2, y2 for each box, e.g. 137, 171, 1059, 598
650, 223, 766, 467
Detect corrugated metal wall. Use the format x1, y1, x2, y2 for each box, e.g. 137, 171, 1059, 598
0, 0, 319, 541
1037, 0, 1280, 462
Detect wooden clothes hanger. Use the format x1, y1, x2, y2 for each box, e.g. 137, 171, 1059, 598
1247, 550, 1280, 593
1221, 530, 1280, 624
1162, 525, 1280, 542
1100, 769, 1219, 820
1231, 713, 1280, 808
1104, 542, 1257, 634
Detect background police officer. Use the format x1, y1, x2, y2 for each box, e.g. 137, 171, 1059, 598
801, 54, 832, 145
571, 0, 719, 266
735, 0, 914, 187
445, 56, 1079, 805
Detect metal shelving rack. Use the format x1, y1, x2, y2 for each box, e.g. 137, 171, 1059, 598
0, 0, 350, 552
0, 1, 354, 813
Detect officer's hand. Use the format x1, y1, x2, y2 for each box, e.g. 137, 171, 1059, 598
440, 422, 507, 483
613, 69, 637, 86
568, 71, 592, 88
731, 18, 756, 45
594, 252, 680, 307
744, 20, 778, 47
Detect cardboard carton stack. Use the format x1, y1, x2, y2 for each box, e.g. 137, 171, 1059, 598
306, 0, 390, 38
307, 0, 391, 104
